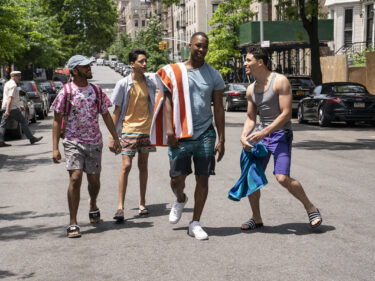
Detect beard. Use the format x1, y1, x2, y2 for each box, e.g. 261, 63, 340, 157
76, 68, 92, 79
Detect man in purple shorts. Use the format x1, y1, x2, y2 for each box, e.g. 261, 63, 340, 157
239, 46, 322, 230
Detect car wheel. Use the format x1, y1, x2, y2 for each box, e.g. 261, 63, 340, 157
225, 99, 233, 112
297, 104, 307, 124
31, 114, 37, 123
38, 110, 45, 120
346, 121, 356, 127
318, 106, 330, 127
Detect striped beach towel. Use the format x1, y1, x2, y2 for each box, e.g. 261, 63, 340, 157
150, 63, 193, 146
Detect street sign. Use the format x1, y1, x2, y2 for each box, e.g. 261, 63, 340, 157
261, 40, 270, 47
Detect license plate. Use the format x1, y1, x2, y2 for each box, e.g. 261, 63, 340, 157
354, 102, 365, 108
296, 90, 304, 95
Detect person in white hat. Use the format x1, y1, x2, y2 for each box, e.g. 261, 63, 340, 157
0, 71, 43, 147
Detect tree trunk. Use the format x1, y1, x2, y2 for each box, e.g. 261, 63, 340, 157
305, 19, 322, 85
299, 0, 322, 85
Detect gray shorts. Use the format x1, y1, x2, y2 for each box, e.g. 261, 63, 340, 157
63, 139, 103, 174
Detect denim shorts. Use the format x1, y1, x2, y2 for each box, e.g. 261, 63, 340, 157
258, 129, 293, 175
168, 127, 216, 178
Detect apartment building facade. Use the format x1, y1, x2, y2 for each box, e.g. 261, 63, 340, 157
325, 0, 374, 54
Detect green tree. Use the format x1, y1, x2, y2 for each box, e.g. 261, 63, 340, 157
159, 0, 180, 7
15, 0, 66, 69
0, 0, 28, 64
108, 14, 170, 71
277, 0, 326, 85
206, 0, 253, 77
41, 0, 118, 56
133, 15, 170, 71
108, 32, 132, 63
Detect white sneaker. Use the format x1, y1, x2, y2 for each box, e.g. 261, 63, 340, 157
169, 194, 188, 224
188, 221, 209, 240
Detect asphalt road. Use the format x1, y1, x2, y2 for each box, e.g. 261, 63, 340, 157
0, 65, 374, 281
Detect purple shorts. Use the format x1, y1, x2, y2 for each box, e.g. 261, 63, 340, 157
258, 129, 293, 175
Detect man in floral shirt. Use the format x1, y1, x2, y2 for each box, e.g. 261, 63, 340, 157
51, 55, 121, 238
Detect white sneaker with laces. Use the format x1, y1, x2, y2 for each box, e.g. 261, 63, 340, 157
188, 221, 208, 240
169, 194, 188, 224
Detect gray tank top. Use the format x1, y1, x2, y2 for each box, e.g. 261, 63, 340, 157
252, 73, 291, 130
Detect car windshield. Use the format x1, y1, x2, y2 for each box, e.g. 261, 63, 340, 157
53, 81, 63, 87
232, 84, 247, 91
20, 82, 35, 92
38, 82, 52, 89
289, 78, 314, 87
329, 84, 367, 95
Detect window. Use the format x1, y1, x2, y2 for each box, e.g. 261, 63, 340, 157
344, 8, 353, 46
212, 4, 219, 13
135, 20, 138, 27
142, 20, 145, 27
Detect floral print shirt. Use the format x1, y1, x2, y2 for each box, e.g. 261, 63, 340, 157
51, 83, 112, 144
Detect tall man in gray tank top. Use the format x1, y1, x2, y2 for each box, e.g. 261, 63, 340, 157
239, 46, 322, 230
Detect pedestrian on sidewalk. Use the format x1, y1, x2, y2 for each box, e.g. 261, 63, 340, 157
51, 55, 121, 238
110, 49, 157, 222
0, 71, 43, 147
151, 32, 226, 240
239, 46, 322, 231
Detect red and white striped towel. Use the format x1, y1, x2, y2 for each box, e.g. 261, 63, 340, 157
150, 63, 193, 146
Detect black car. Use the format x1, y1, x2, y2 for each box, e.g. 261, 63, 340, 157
287, 75, 315, 114
297, 82, 375, 127
223, 83, 248, 111
20, 80, 49, 119
37, 80, 58, 103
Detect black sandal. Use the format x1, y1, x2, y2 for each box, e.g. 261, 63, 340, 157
241, 219, 264, 230
113, 209, 124, 222
67, 225, 81, 238
138, 207, 149, 216
308, 209, 322, 229
89, 209, 101, 223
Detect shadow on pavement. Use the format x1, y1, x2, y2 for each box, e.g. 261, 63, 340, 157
81, 220, 154, 235
293, 139, 375, 150
0, 150, 51, 171
0, 270, 17, 279
255, 223, 335, 235
0, 225, 62, 241
0, 211, 66, 221
292, 122, 374, 132
225, 122, 245, 128
172, 223, 335, 237
130, 203, 193, 218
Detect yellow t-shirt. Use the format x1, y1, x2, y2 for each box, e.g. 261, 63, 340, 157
122, 79, 151, 134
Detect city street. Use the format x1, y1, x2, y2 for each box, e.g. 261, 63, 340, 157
1, 65, 375, 281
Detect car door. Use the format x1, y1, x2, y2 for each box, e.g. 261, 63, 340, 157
303, 85, 321, 119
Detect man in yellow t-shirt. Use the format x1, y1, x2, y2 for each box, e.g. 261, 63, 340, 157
110, 49, 157, 221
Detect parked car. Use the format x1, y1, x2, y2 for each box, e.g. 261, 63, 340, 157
96, 58, 104, 66
37, 81, 58, 103
52, 80, 64, 91
115, 62, 124, 72
122, 65, 133, 77
20, 81, 49, 119
222, 83, 248, 111
286, 75, 315, 114
104, 59, 110, 66
297, 82, 375, 127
